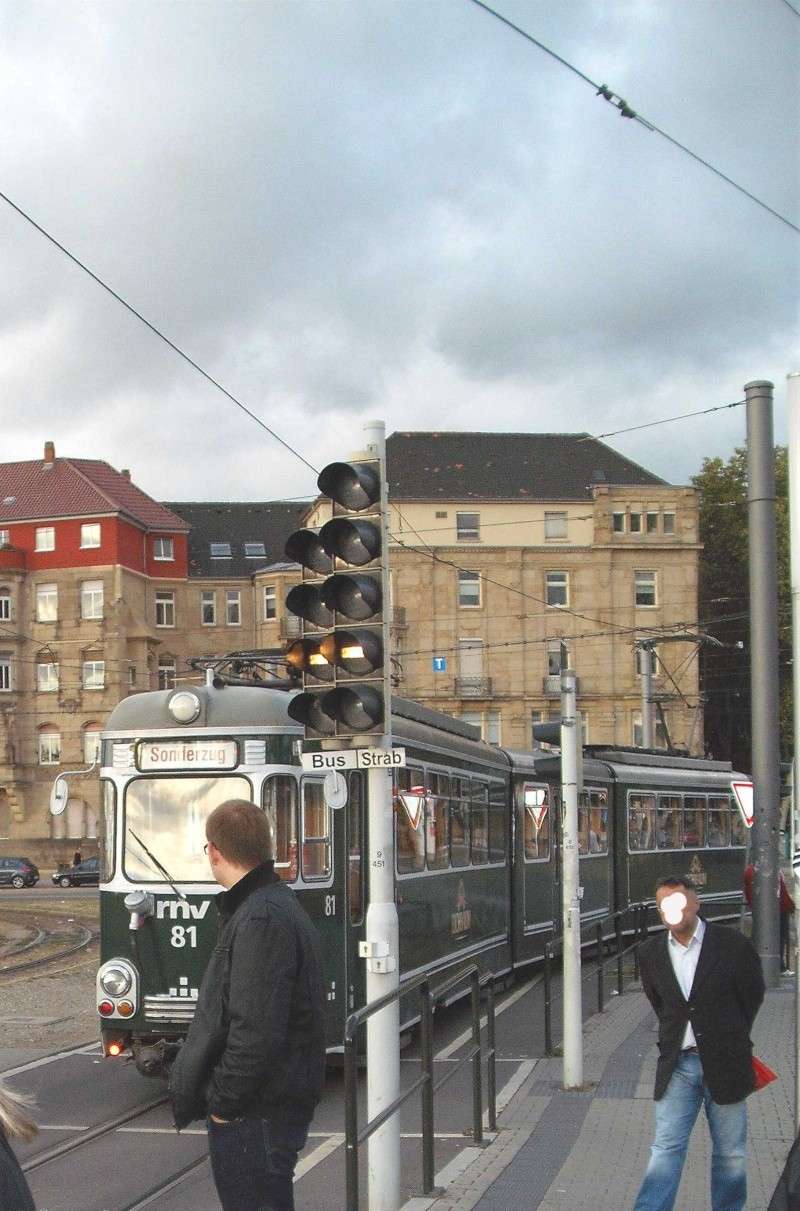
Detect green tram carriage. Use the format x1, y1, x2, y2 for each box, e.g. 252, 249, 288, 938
92, 679, 748, 1077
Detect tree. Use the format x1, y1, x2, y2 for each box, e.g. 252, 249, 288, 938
693, 446, 790, 772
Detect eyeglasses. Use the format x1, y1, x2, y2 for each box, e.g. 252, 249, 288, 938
203, 843, 209, 855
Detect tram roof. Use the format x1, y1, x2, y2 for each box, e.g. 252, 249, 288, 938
104, 684, 299, 731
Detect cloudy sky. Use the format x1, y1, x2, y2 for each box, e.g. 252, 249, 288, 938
1, 0, 797, 502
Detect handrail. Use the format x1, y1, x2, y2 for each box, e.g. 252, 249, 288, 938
343, 958, 497, 1210
543, 902, 648, 1056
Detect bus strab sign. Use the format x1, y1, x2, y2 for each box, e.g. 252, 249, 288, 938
731, 781, 754, 829
301, 747, 406, 771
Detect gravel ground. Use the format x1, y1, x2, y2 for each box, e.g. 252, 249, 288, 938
0, 894, 100, 1051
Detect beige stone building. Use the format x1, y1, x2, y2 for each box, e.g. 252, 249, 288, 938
0, 434, 701, 865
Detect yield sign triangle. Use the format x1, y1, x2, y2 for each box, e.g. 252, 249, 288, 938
399, 789, 426, 831
526, 803, 548, 830
731, 781, 754, 829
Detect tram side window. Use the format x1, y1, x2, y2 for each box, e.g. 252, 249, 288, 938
730, 802, 746, 847
263, 774, 298, 882
426, 772, 450, 870
470, 781, 489, 865
577, 792, 590, 855
657, 795, 682, 849
488, 780, 507, 861
522, 784, 550, 860
579, 789, 608, 855
394, 766, 425, 875
99, 779, 116, 880
450, 777, 471, 867
683, 795, 706, 849
301, 780, 331, 881
628, 792, 656, 851
708, 795, 731, 847
348, 772, 365, 923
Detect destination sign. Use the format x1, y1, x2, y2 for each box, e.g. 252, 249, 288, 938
301, 747, 406, 772
138, 740, 239, 771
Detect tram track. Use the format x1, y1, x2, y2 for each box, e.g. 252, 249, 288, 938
21, 1095, 170, 1173
0, 923, 97, 978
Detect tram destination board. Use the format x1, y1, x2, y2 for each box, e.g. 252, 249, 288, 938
300, 746, 406, 771
138, 739, 239, 770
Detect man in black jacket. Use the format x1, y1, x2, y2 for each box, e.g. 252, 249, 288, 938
170, 799, 326, 1211
633, 876, 765, 1211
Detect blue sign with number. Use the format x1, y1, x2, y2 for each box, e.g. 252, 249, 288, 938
433, 657, 446, 672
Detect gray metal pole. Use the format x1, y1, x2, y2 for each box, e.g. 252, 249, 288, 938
560, 666, 583, 1088
746, 380, 781, 988
785, 370, 800, 1126
361, 419, 401, 1211
640, 645, 653, 748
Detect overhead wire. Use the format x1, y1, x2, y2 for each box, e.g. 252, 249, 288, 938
467, 0, 800, 235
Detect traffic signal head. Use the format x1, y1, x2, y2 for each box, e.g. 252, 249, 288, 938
285, 636, 334, 682
321, 573, 381, 621
284, 529, 332, 576
285, 583, 334, 629
317, 461, 380, 511
320, 628, 382, 676
320, 517, 380, 566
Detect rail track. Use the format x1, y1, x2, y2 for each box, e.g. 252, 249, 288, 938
0, 923, 97, 977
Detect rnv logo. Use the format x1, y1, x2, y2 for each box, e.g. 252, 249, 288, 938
155, 900, 211, 921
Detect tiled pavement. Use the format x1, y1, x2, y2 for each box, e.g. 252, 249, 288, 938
407, 980, 797, 1211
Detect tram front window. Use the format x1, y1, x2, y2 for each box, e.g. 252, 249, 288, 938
124, 776, 252, 881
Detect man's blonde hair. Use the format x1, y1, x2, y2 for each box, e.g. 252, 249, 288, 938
0, 1080, 37, 1142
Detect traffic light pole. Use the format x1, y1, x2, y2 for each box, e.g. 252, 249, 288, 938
361, 420, 401, 1211
560, 664, 584, 1089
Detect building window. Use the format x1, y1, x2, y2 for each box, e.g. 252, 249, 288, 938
38, 731, 61, 765
37, 662, 59, 692
158, 656, 177, 690
210, 542, 232, 559
547, 639, 563, 676
83, 729, 101, 764
485, 710, 501, 745
629, 512, 642, 534
82, 660, 105, 689
646, 511, 659, 534
456, 512, 480, 542
263, 586, 277, 620
662, 510, 675, 535
155, 592, 175, 627
80, 523, 101, 548
201, 591, 217, 625
226, 590, 241, 626
36, 584, 58, 622
633, 711, 668, 749
634, 571, 657, 607
0, 657, 10, 691
128, 664, 137, 689
0, 530, 9, 547
458, 570, 481, 608
153, 537, 174, 561
544, 511, 567, 540
245, 542, 267, 559
0, 591, 9, 621
612, 512, 626, 533
81, 580, 104, 620
546, 571, 568, 607
35, 527, 55, 551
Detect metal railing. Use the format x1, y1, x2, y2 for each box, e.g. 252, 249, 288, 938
543, 902, 648, 1056
343, 961, 497, 1211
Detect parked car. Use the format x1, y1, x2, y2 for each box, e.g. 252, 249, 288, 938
52, 856, 99, 888
0, 857, 40, 888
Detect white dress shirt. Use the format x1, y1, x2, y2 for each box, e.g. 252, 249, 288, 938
667, 916, 706, 1050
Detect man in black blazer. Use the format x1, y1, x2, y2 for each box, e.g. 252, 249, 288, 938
633, 876, 765, 1211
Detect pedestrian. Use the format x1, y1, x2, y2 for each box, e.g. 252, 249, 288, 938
72, 849, 82, 867
169, 798, 326, 1211
743, 863, 795, 973
632, 875, 765, 1211
0, 1078, 38, 1211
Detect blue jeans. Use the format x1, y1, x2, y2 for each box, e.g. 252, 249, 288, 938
633, 1052, 748, 1211
207, 1110, 310, 1211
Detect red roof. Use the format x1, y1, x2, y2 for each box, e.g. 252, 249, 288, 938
0, 456, 189, 531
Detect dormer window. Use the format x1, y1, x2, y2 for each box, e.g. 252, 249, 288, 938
244, 542, 266, 559
210, 542, 232, 559
153, 537, 174, 561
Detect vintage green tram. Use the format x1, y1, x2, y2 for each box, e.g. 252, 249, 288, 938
89, 677, 748, 1077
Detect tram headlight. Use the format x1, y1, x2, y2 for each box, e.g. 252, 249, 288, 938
168, 691, 201, 724
100, 965, 132, 997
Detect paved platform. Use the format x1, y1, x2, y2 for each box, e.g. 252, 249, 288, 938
406, 979, 797, 1211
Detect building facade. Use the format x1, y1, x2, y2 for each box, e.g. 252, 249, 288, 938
0, 433, 701, 863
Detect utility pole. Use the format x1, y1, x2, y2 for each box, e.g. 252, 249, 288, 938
640, 645, 654, 748
746, 380, 781, 988
785, 370, 800, 1126
560, 651, 583, 1088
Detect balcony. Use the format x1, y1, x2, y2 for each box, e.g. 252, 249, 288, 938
543, 674, 580, 695
455, 676, 493, 698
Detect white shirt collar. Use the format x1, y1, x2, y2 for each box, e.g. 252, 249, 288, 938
668, 915, 705, 952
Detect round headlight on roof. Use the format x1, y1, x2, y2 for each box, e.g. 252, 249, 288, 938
168, 691, 201, 724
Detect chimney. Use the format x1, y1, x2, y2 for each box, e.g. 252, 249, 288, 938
43, 441, 55, 464
121, 469, 131, 480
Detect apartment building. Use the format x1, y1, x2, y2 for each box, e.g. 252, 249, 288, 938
0, 434, 700, 861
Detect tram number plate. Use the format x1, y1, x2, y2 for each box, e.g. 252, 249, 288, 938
138, 740, 239, 770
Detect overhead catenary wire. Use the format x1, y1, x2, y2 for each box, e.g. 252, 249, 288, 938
579, 401, 745, 442
467, 0, 800, 236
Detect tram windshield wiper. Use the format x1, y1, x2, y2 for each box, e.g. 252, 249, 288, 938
127, 828, 188, 902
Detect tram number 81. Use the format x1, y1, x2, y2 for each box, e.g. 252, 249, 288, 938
171, 925, 198, 948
